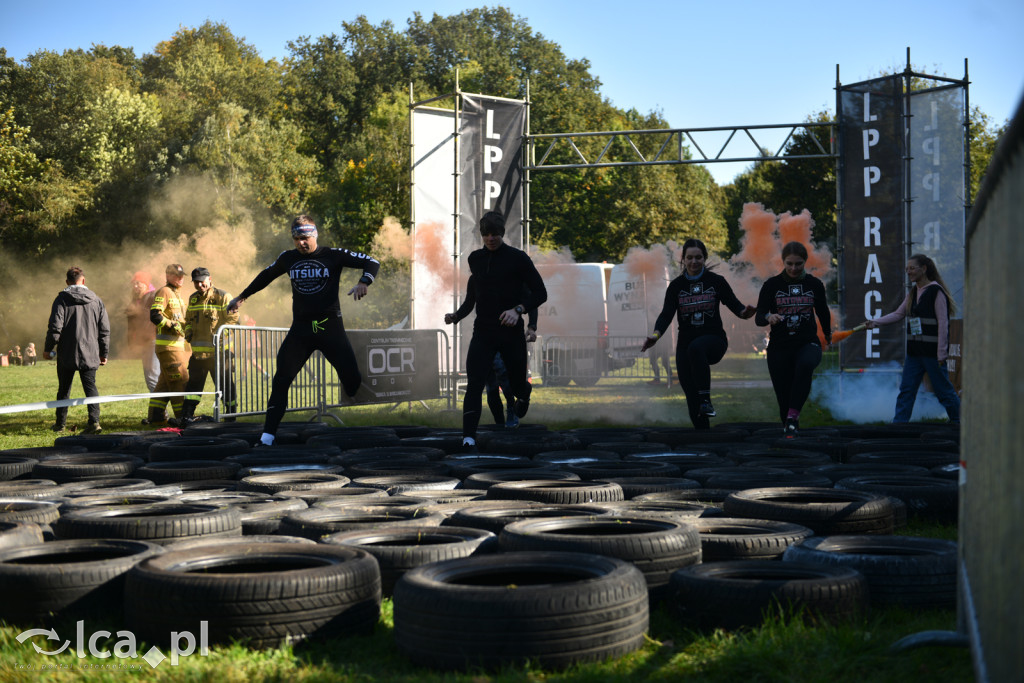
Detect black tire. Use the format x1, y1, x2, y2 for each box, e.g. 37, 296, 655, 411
563, 461, 682, 480
834, 475, 958, 523
477, 433, 581, 458
846, 439, 959, 457
704, 472, 834, 490
278, 508, 445, 540
562, 429, 646, 446
804, 463, 931, 483
124, 544, 381, 648
636, 488, 737, 505
0, 539, 163, 624
164, 534, 317, 549
646, 429, 748, 447
31, 453, 142, 483
461, 470, 580, 491
58, 493, 179, 513
847, 450, 959, 469
61, 478, 177, 497
231, 495, 310, 534
443, 456, 544, 479
624, 451, 733, 469
595, 477, 701, 499
0, 480, 74, 500
722, 487, 895, 535
682, 466, 794, 486
135, 460, 242, 484
237, 472, 352, 494
350, 474, 461, 494
769, 437, 855, 463
53, 433, 136, 452
693, 517, 814, 561
54, 503, 242, 543
324, 525, 498, 595
392, 551, 649, 670
307, 430, 402, 450
344, 461, 451, 477
445, 502, 610, 534
236, 463, 346, 479
0, 520, 45, 550
0, 498, 61, 525
499, 515, 701, 599
1, 445, 88, 459
486, 479, 625, 505
0, 456, 39, 481
669, 560, 868, 630
783, 535, 957, 608
599, 500, 720, 523
147, 437, 251, 462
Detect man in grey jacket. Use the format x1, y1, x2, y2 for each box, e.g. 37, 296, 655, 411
45, 266, 110, 433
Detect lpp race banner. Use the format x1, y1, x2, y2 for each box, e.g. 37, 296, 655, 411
839, 75, 906, 368
909, 86, 966, 314
459, 93, 525, 251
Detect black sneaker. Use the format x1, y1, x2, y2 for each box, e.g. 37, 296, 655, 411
784, 417, 799, 435
50, 423, 66, 433
82, 422, 102, 435
699, 400, 716, 418
514, 398, 530, 419
461, 438, 479, 453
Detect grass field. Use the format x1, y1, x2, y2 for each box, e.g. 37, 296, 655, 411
0, 356, 972, 682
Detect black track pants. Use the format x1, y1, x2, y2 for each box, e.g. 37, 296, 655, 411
676, 335, 727, 430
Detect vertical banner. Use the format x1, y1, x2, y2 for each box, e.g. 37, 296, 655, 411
411, 107, 456, 331
839, 76, 906, 368
909, 86, 966, 314
459, 94, 525, 251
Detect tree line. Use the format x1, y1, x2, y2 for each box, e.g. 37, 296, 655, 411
0, 7, 1006, 269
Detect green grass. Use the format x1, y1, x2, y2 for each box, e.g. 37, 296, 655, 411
0, 357, 972, 681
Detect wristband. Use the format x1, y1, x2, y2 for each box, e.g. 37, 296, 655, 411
650, 331, 661, 339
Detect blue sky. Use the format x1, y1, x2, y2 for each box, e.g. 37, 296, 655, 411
4, 0, 1022, 185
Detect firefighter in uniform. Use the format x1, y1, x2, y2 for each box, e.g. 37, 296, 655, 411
174, 267, 239, 425
146, 263, 190, 424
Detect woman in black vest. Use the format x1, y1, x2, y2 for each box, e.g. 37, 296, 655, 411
864, 253, 960, 423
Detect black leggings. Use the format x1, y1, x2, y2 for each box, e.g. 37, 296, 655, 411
264, 316, 361, 435
766, 341, 822, 423
676, 335, 728, 430
464, 327, 530, 437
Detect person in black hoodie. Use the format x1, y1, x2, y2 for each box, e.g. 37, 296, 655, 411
228, 215, 380, 446
445, 211, 547, 451
44, 266, 110, 434
642, 238, 755, 430
755, 241, 832, 434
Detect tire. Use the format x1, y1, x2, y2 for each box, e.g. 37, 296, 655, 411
0, 456, 39, 481
624, 452, 733, 470
478, 433, 581, 458
237, 472, 351, 494
324, 525, 498, 595
31, 453, 142, 483
461, 470, 580, 491
0, 521, 45, 550
804, 463, 931, 483
0, 480, 74, 500
443, 457, 544, 479
0, 539, 163, 624
834, 475, 958, 523
54, 503, 242, 543
562, 429, 646, 446
0, 498, 61, 525
307, 430, 402, 450
846, 439, 959, 457
693, 517, 814, 561
669, 560, 868, 630
704, 472, 834, 490
499, 515, 702, 599
722, 487, 895, 535
165, 534, 317, 550
344, 461, 452, 477
135, 460, 242, 484
392, 551, 648, 670
53, 433, 136, 452
595, 477, 701, 499
847, 450, 959, 469
783, 535, 957, 608
486, 480, 625, 505
147, 437, 252, 462
61, 479, 178, 497
445, 502, 610, 534
636, 488, 736, 505
236, 463, 346, 479
350, 474, 461, 494
124, 544, 381, 648
681, 466, 794, 486
563, 461, 682, 480
646, 428, 748, 447
58, 493, 179, 513
278, 508, 445, 540
599, 500, 719, 523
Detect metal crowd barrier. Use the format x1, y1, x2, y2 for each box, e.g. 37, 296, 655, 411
537, 335, 676, 386
213, 325, 453, 422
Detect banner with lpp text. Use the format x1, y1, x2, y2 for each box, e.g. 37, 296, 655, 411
839, 75, 906, 368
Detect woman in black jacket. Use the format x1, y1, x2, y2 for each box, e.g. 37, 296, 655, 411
642, 238, 755, 430
755, 241, 832, 434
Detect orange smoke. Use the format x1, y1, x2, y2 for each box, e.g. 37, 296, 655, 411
372, 216, 412, 262
732, 203, 782, 280
624, 244, 670, 280
778, 210, 831, 279
414, 221, 454, 290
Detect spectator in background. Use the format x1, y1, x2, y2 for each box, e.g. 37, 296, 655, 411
44, 266, 110, 434
23, 342, 37, 366
125, 271, 160, 391
10, 346, 22, 366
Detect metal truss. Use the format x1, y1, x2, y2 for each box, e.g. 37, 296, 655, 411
526, 121, 836, 171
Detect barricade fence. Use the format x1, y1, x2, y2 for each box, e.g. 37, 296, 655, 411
215, 326, 452, 422
536, 335, 675, 387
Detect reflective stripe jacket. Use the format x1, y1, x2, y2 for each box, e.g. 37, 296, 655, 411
150, 283, 188, 348
184, 287, 238, 357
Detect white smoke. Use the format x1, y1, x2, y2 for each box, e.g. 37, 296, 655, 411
811, 362, 952, 423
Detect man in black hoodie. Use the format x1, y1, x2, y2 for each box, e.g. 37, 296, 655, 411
45, 266, 110, 433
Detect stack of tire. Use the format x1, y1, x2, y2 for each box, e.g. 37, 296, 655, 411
0, 419, 959, 670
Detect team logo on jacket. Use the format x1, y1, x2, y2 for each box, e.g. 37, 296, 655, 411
289, 260, 330, 294
679, 283, 718, 326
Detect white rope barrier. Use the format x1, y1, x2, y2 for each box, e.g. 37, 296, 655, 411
0, 392, 219, 416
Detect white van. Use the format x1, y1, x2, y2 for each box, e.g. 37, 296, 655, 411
534, 262, 670, 385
